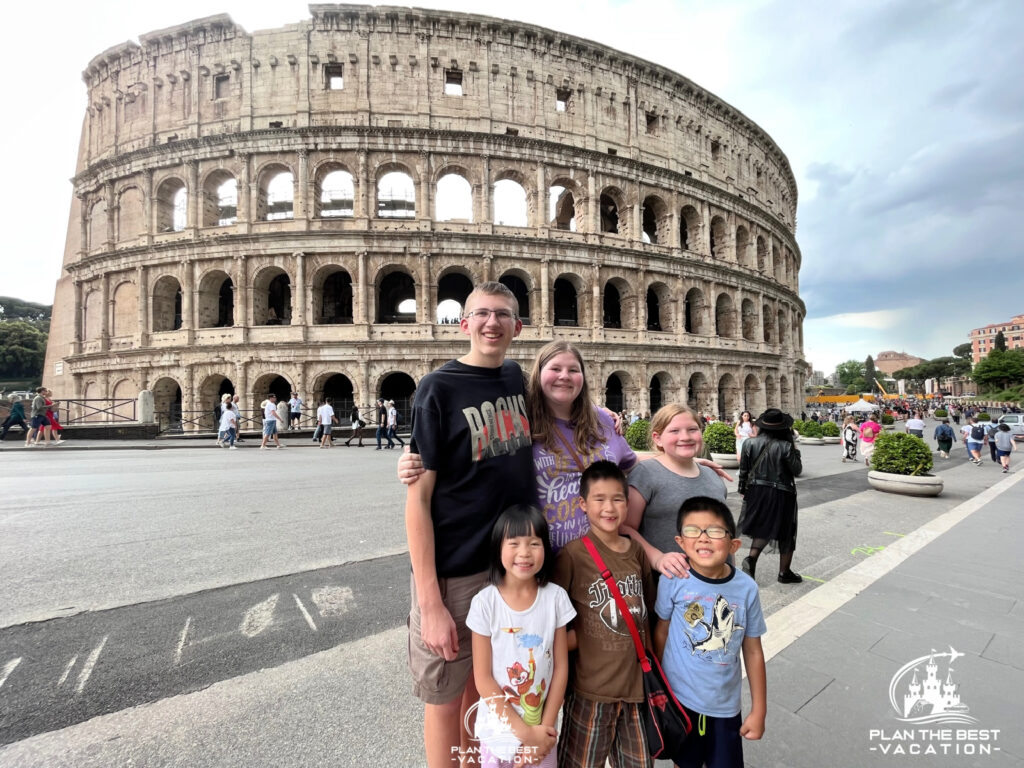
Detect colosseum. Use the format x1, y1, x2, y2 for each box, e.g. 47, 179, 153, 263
43, 4, 807, 430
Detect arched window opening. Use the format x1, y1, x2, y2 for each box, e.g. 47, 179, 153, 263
216, 178, 237, 225
718, 374, 739, 421
266, 172, 294, 220
319, 271, 353, 324
493, 179, 528, 226
198, 271, 233, 329
736, 226, 750, 267
377, 171, 416, 218
649, 375, 664, 414
642, 205, 657, 244
319, 170, 355, 218
600, 194, 619, 233
200, 374, 234, 429
778, 309, 788, 346
152, 276, 183, 332
741, 299, 757, 341
320, 374, 355, 417
156, 179, 186, 232
499, 274, 530, 323
267, 274, 291, 324
436, 173, 473, 222
152, 377, 183, 432
202, 172, 237, 227
553, 278, 578, 326
757, 236, 768, 273
437, 273, 474, 323
111, 282, 138, 337
744, 374, 762, 415
172, 188, 187, 232
89, 200, 108, 250
715, 294, 736, 337
218, 278, 234, 327
680, 206, 699, 251
378, 271, 416, 323
710, 216, 726, 258
762, 304, 773, 343
684, 288, 703, 334
549, 186, 577, 231
436, 300, 462, 323
605, 374, 624, 413
641, 196, 665, 245
380, 372, 417, 426
646, 287, 662, 332
603, 283, 622, 329
687, 373, 707, 412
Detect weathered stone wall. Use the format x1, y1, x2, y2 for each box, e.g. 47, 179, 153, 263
44, 4, 808, 424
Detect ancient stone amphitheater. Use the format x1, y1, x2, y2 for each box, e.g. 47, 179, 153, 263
43, 4, 807, 429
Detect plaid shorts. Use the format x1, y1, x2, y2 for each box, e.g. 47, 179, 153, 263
557, 691, 651, 768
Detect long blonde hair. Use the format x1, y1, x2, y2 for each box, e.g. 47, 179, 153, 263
650, 403, 704, 453
528, 340, 604, 453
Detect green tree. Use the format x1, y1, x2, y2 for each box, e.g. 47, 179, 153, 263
864, 355, 877, 394
953, 342, 973, 361
971, 348, 1024, 391
994, 330, 1007, 352
0, 296, 51, 332
834, 359, 865, 390
0, 320, 48, 379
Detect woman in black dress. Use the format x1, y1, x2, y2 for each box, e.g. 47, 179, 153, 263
737, 409, 803, 583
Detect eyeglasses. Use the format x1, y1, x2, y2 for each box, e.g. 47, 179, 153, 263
464, 308, 517, 322
680, 525, 732, 540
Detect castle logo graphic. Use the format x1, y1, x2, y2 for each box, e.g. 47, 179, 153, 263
887, 646, 976, 726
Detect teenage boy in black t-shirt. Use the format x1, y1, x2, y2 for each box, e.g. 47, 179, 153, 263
405, 281, 535, 767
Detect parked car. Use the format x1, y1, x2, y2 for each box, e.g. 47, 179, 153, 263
997, 413, 1024, 441
2, 390, 34, 402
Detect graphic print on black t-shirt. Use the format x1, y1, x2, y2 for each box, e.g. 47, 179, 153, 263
463, 394, 532, 461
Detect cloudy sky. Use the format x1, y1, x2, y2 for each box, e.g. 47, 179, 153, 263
3, 0, 1021, 376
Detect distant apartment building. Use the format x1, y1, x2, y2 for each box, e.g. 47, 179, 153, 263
970, 314, 1024, 363
807, 370, 827, 387
875, 350, 924, 376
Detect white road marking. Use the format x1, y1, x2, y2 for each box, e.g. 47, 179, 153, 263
174, 617, 192, 665
240, 593, 279, 638
58, 655, 78, 686
311, 585, 354, 618
293, 594, 318, 632
0, 657, 22, 690
75, 636, 108, 695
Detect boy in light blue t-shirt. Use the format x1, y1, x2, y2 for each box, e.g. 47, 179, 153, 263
654, 496, 767, 768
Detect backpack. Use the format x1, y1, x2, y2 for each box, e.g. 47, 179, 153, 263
970, 423, 986, 441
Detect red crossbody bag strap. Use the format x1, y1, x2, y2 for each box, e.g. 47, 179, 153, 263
580, 536, 652, 673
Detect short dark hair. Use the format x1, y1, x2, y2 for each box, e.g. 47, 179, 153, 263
488, 505, 554, 586
269, 393, 277, 398
580, 460, 628, 499
676, 496, 736, 538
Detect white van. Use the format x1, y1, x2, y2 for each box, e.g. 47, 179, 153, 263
997, 413, 1024, 440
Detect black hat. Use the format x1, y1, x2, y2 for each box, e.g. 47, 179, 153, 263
755, 408, 793, 430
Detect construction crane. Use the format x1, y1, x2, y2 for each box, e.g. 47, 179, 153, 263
875, 378, 889, 398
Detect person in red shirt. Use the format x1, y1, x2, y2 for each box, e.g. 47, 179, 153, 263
858, 415, 882, 467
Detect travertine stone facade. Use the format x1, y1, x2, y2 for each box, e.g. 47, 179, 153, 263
44, 5, 807, 427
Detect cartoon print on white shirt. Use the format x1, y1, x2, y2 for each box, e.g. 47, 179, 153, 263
683, 595, 744, 658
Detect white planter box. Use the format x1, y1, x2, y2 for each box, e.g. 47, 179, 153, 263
709, 452, 740, 468
867, 471, 944, 497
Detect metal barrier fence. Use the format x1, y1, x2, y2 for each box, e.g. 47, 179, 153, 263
56, 398, 137, 425
154, 408, 382, 435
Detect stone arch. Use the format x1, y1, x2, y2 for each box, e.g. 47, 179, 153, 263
156, 177, 187, 232
743, 373, 764, 415
82, 380, 102, 421
88, 198, 108, 250
198, 373, 235, 429
779, 374, 792, 412
250, 372, 292, 413
312, 265, 354, 324
202, 169, 238, 226
548, 178, 582, 231
709, 216, 727, 259
641, 194, 669, 245
605, 372, 626, 413
680, 205, 700, 251
493, 175, 529, 227
253, 266, 292, 325
152, 376, 183, 430
553, 273, 583, 326
764, 373, 778, 410
198, 269, 234, 328
687, 371, 712, 413
683, 287, 705, 334
778, 308, 789, 346
762, 303, 774, 343
772, 243, 783, 281
375, 164, 417, 219
603, 277, 630, 329
499, 270, 531, 323
435, 171, 474, 222
111, 280, 137, 337
436, 269, 474, 322
715, 292, 736, 337
735, 225, 752, 268
741, 298, 758, 341
259, 165, 295, 221
376, 266, 417, 323
111, 377, 137, 420
756, 236, 768, 273
649, 371, 675, 414
599, 186, 626, 236
116, 186, 145, 244
379, 371, 417, 425
313, 163, 355, 218
646, 281, 671, 332
151, 275, 182, 332
718, 373, 740, 421
312, 372, 356, 416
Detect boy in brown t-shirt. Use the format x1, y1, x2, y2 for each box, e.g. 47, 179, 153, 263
553, 460, 657, 768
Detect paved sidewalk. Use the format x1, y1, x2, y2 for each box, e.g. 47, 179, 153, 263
741, 470, 1024, 768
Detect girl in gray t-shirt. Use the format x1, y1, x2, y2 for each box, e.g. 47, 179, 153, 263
994, 424, 1016, 473
624, 404, 727, 579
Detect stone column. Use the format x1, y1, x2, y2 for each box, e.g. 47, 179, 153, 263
480, 155, 491, 225
587, 172, 598, 233
591, 262, 601, 331
540, 258, 551, 333
482, 254, 492, 283
143, 169, 154, 245
238, 154, 251, 230
294, 252, 306, 326
235, 255, 249, 329
104, 182, 115, 251
100, 274, 110, 352
78, 194, 89, 257
188, 160, 200, 233
700, 201, 711, 256
356, 150, 369, 220
536, 163, 546, 228
298, 148, 310, 222
73, 280, 83, 355
356, 251, 368, 325
419, 152, 431, 222
137, 266, 149, 347
359, 359, 371, 409
418, 251, 433, 332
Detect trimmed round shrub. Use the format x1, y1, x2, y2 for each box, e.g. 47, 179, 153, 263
792, 419, 806, 435
801, 421, 823, 438
881, 413, 895, 425
934, 408, 948, 418
625, 419, 651, 451
870, 432, 934, 475
703, 421, 736, 453
821, 421, 840, 437
977, 412, 991, 422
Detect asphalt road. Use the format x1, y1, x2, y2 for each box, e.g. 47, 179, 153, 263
0, 424, 1015, 765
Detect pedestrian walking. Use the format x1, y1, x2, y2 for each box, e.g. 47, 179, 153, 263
905, 412, 926, 439
374, 397, 393, 450
259, 394, 286, 449
386, 399, 405, 447
734, 410, 757, 461
1, 399, 28, 440
994, 423, 1016, 473
933, 419, 955, 459
317, 397, 337, 448
231, 394, 246, 442
216, 394, 232, 446
345, 404, 364, 447
25, 387, 55, 448
841, 415, 859, 462
288, 392, 304, 431
218, 403, 238, 449
966, 417, 987, 465
859, 414, 882, 467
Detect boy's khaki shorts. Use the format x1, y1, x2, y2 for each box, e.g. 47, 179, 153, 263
408, 570, 489, 705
